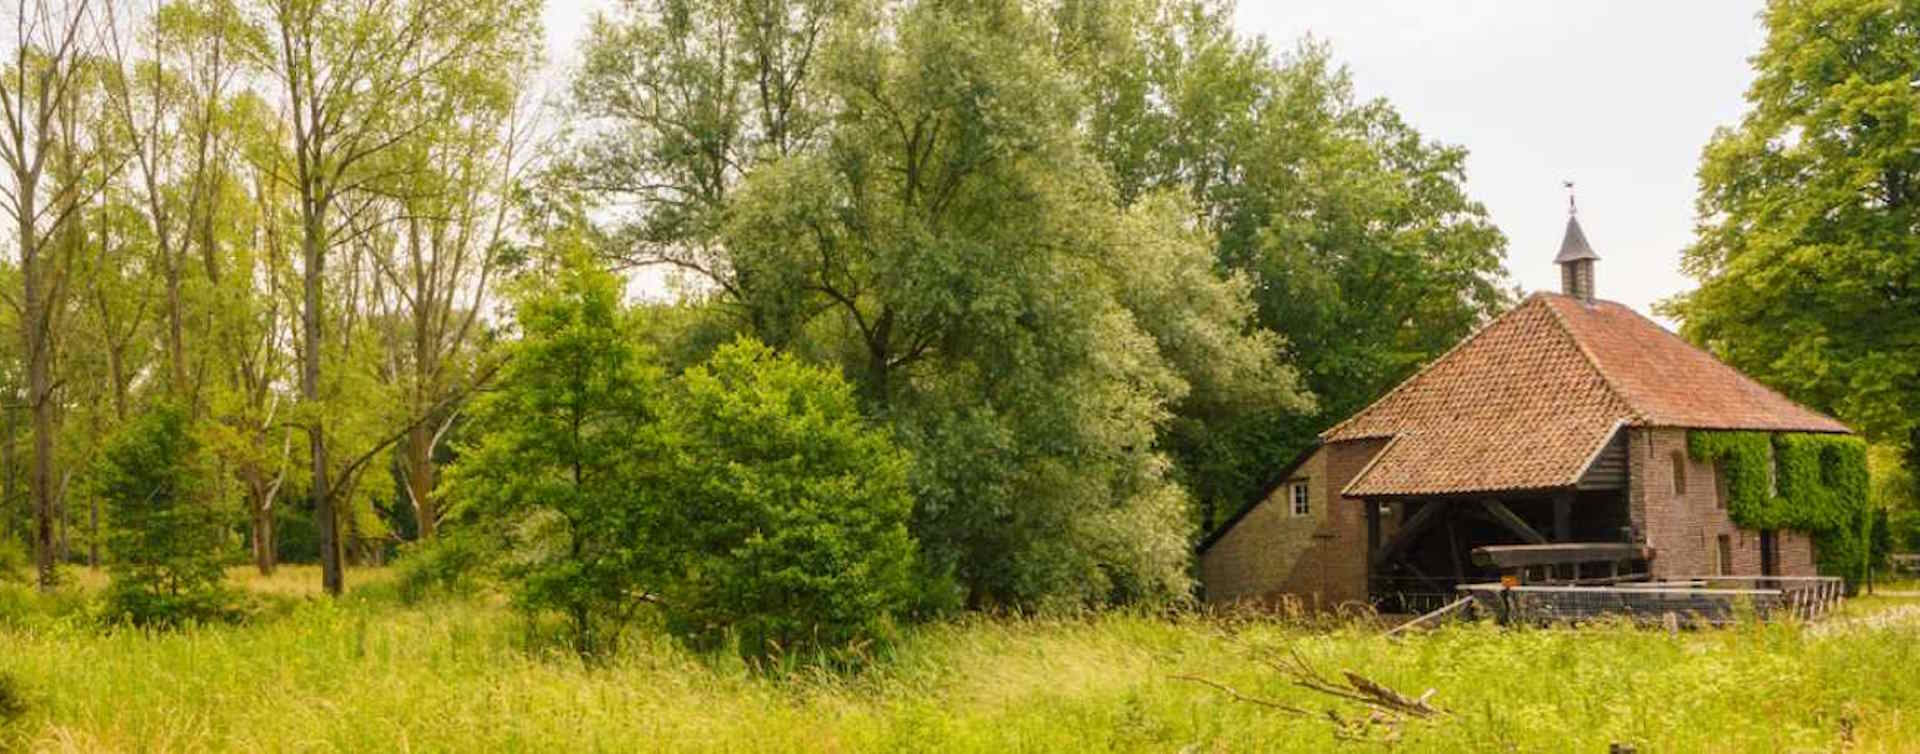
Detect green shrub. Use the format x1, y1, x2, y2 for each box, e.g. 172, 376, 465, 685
654, 338, 918, 662
0, 671, 26, 726
451, 250, 918, 663
444, 246, 669, 657
94, 404, 239, 627
392, 530, 492, 604
0, 538, 27, 584
1689, 431, 1879, 583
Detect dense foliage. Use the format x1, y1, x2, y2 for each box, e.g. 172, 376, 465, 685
565, 0, 1509, 609
1666, 0, 1920, 447
445, 248, 668, 656
92, 406, 236, 626
1051, 3, 1512, 522
1687, 431, 1881, 583
449, 251, 917, 657
655, 339, 916, 659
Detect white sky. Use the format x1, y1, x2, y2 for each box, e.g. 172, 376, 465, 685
541, 0, 1770, 321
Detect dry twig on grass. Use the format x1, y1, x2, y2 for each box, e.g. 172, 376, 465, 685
1167, 675, 1310, 716
1264, 648, 1445, 718
1175, 646, 1445, 742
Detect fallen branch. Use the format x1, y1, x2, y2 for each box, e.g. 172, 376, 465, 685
1384, 596, 1474, 637
1175, 646, 1446, 743
1266, 648, 1446, 718
1168, 674, 1310, 716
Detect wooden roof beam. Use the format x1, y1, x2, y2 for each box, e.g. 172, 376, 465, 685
1479, 498, 1549, 545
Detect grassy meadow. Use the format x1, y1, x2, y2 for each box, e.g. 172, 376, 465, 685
0, 568, 1918, 753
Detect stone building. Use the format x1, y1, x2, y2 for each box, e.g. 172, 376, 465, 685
1197, 210, 1851, 609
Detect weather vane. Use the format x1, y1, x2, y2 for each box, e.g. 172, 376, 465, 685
1563, 180, 1577, 216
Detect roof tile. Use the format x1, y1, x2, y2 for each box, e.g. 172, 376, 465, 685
1323, 292, 1848, 497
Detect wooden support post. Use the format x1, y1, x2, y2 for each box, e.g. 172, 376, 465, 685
1366, 500, 1382, 595
1479, 499, 1549, 544
1445, 519, 1466, 581
1372, 500, 1448, 567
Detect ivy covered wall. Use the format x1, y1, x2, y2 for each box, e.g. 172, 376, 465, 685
1687, 431, 1875, 583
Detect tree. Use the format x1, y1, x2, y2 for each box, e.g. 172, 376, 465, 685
93, 403, 234, 626
1664, 0, 1920, 451
0, 0, 106, 590
575, 0, 1309, 608
366, 31, 538, 541
444, 242, 666, 656
655, 338, 915, 659
1054, 2, 1509, 525
566, 0, 838, 324
715, 0, 1250, 608
246, 0, 537, 594
203, 88, 299, 574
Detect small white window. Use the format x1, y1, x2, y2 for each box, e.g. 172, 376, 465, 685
1289, 482, 1310, 517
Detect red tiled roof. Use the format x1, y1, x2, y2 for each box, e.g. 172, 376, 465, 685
1323, 292, 1849, 497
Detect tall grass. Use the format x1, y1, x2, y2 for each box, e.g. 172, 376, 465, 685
0, 568, 1916, 752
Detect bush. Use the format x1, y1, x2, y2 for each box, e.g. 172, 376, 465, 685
0, 672, 26, 726
0, 538, 27, 584
94, 405, 239, 627
392, 530, 492, 604
451, 250, 918, 663
655, 338, 918, 661
444, 248, 668, 657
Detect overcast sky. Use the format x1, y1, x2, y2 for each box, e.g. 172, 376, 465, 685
541, 0, 1770, 321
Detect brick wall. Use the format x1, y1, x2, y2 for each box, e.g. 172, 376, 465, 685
1629, 427, 1817, 578
1199, 438, 1386, 607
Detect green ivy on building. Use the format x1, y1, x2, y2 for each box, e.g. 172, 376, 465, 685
1687, 431, 1876, 583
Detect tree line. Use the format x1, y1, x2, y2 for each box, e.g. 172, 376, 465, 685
5, 0, 1916, 655
0, 0, 1512, 621
0, 0, 539, 594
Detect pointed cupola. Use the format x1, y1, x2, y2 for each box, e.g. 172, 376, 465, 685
1555, 187, 1599, 303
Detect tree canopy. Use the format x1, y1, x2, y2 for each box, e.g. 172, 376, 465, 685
1666, 0, 1920, 446
564, 0, 1508, 609
0, 0, 1523, 650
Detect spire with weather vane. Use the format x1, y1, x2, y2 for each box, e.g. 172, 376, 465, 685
1555, 181, 1599, 303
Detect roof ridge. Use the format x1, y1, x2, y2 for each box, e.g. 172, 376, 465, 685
1538, 294, 1645, 424
1318, 293, 1538, 441
1595, 299, 1851, 430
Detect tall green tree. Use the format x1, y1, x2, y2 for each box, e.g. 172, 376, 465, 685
245, 0, 539, 594
366, 28, 538, 541
717, 0, 1296, 607
1053, 1, 1509, 523
446, 241, 667, 656
1665, 0, 1920, 450
0, 0, 109, 589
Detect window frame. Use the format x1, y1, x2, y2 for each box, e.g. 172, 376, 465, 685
1670, 451, 1688, 495
1288, 481, 1310, 518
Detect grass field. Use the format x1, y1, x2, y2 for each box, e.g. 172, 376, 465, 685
2, 568, 1918, 753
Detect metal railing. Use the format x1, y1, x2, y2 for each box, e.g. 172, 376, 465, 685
1371, 576, 1465, 616
1456, 575, 1846, 626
